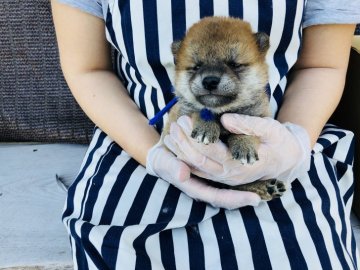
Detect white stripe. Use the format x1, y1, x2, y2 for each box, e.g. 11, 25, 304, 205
213, 0, 229, 16
144, 85, 155, 120
111, 166, 149, 225
70, 235, 79, 270
157, 0, 174, 82
140, 179, 170, 224
225, 210, 255, 270
172, 228, 190, 270
313, 133, 343, 154
66, 135, 112, 224
254, 204, 292, 270
283, 0, 303, 72
242, 0, 259, 31
155, 0, 172, 110
130, 0, 160, 89
198, 218, 221, 269
116, 226, 146, 269
313, 153, 354, 269
281, 189, 323, 269
332, 133, 353, 164
145, 234, 166, 270
108, 5, 130, 64
88, 225, 111, 258
62, 129, 101, 216
129, 66, 142, 108
120, 58, 134, 95
185, 0, 200, 30
164, 193, 192, 229
74, 221, 97, 270
90, 152, 133, 225
266, 0, 286, 99
77, 128, 101, 177
80, 142, 115, 221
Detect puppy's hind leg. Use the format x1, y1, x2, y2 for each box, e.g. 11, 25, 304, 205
231, 179, 287, 201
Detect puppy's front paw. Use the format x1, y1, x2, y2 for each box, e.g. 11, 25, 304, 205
191, 121, 221, 144
228, 135, 260, 164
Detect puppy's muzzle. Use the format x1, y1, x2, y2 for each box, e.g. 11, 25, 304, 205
202, 76, 221, 91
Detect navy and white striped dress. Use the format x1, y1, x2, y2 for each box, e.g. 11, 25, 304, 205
60, 0, 360, 269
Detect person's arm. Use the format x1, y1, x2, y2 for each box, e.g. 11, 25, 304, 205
277, 24, 356, 147
51, 1, 160, 166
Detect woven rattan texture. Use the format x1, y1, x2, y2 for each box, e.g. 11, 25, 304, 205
0, 0, 94, 143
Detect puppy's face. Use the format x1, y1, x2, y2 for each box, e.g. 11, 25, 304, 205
172, 17, 269, 114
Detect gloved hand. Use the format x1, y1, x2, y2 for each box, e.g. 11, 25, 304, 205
164, 114, 311, 186
146, 141, 261, 209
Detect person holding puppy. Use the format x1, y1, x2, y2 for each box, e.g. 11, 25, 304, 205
52, 0, 360, 269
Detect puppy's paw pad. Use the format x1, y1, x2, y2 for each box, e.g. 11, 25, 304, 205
265, 179, 286, 199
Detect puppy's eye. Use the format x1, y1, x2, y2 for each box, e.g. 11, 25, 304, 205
227, 61, 247, 69
192, 64, 201, 71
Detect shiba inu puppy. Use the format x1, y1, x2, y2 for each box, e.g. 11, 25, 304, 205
164, 17, 285, 201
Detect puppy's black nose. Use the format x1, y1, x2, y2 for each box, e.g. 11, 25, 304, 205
202, 76, 220, 91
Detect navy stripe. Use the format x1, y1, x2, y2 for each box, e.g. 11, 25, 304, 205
268, 199, 308, 269
124, 174, 158, 226
125, 64, 136, 99
311, 155, 351, 270
186, 200, 207, 225
323, 155, 356, 269
258, 0, 273, 34
321, 130, 346, 137
273, 86, 283, 115
80, 222, 111, 270
212, 210, 238, 270
272, 0, 298, 81
138, 84, 147, 117
172, 0, 186, 40
151, 87, 164, 133
336, 161, 349, 181
132, 68, 148, 117
113, 50, 126, 84
102, 226, 126, 269
345, 135, 355, 165
228, 0, 243, 18
142, 0, 173, 100
134, 185, 181, 270
105, 6, 120, 51
292, 178, 333, 269
186, 224, 205, 270
239, 207, 272, 270
62, 131, 107, 221
98, 158, 139, 225
160, 230, 176, 270
343, 183, 354, 206
69, 220, 89, 270
78, 142, 116, 221
186, 201, 207, 270
200, 0, 214, 18
118, 0, 140, 75
83, 143, 120, 222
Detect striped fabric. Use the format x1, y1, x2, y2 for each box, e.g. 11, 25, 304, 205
62, 0, 359, 269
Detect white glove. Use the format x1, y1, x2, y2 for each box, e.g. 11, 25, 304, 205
146, 141, 261, 209
164, 114, 311, 186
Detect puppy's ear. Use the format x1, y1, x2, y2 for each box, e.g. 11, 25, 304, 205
171, 40, 182, 60
254, 32, 270, 54
171, 40, 182, 55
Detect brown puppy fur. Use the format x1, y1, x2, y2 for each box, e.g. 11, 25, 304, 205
164, 17, 285, 201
